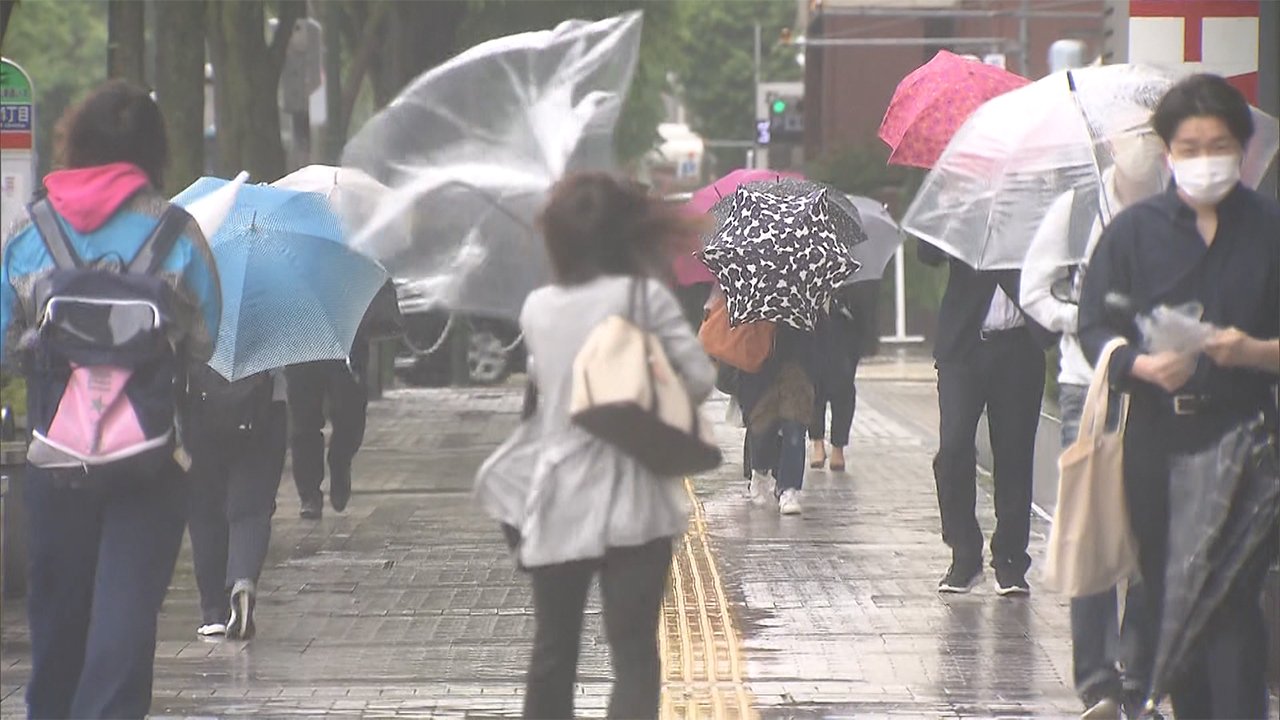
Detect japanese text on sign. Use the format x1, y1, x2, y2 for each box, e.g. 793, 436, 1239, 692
0, 104, 32, 131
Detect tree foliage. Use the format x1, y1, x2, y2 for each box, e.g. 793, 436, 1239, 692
2, 0, 108, 179
673, 0, 802, 168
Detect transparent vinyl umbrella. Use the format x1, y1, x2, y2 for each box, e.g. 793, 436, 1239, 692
902, 63, 1280, 270
339, 12, 642, 321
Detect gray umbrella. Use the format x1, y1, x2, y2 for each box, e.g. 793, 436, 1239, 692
1147, 416, 1280, 709
844, 196, 903, 283
702, 178, 869, 248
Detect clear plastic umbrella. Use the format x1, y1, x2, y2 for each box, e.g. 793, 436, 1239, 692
273, 165, 411, 260
340, 12, 642, 321
902, 63, 1280, 270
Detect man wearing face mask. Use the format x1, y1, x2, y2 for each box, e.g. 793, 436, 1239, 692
1079, 74, 1280, 719
1021, 135, 1167, 718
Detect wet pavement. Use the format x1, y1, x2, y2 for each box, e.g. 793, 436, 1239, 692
2, 366, 1271, 717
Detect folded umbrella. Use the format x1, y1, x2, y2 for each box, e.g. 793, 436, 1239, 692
879, 50, 1029, 169
1147, 417, 1280, 709
902, 63, 1280, 270
173, 178, 390, 381
701, 188, 859, 332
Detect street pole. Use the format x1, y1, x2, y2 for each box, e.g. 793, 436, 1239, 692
1017, 0, 1031, 77
881, 242, 924, 345
754, 22, 762, 170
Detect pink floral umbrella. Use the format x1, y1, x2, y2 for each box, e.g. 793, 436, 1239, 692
879, 50, 1029, 169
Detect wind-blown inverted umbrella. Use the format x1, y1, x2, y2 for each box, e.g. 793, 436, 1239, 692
701, 188, 859, 332
339, 12, 642, 321
879, 50, 1029, 169
902, 63, 1280, 270
1146, 418, 1280, 710
173, 178, 390, 381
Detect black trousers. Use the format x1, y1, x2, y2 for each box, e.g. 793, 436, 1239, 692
933, 329, 1044, 572
187, 402, 288, 624
524, 538, 673, 719
285, 343, 368, 503
810, 358, 861, 447
1124, 405, 1273, 718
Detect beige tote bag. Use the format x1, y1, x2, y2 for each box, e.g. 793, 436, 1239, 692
570, 280, 721, 477
1042, 338, 1140, 597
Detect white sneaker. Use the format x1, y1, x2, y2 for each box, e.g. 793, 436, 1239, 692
197, 622, 227, 638
748, 471, 774, 507
778, 488, 802, 515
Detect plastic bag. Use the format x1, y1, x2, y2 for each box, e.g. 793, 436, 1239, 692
1137, 302, 1217, 355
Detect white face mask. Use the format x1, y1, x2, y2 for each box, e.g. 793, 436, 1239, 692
1169, 154, 1241, 205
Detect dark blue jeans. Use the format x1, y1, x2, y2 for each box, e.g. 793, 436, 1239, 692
749, 419, 807, 492
1059, 383, 1154, 704
24, 463, 187, 719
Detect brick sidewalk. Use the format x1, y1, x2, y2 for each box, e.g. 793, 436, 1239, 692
4, 381, 1266, 718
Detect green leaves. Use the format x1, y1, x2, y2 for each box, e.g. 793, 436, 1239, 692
2, 0, 108, 178
671, 0, 801, 169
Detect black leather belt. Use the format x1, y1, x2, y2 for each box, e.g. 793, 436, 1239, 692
1172, 394, 1212, 416
979, 326, 1026, 342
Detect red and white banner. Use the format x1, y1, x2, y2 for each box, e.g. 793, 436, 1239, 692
1129, 0, 1259, 103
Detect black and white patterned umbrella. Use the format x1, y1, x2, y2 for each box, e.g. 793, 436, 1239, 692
701, 178, 869, 248
702, 188, 860, 332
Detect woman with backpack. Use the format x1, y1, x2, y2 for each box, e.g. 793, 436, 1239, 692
185, 366, 288, 640
0, 81, 220, 718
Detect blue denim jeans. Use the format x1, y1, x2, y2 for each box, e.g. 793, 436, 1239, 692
1059, 383, 1154, 704
24, 465, 187, 719
749, 419, 807, 493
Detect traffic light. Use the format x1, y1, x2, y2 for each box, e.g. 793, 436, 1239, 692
766, 92, 804, 144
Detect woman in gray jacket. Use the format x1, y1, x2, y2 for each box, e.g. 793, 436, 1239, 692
498, 174, 715, 719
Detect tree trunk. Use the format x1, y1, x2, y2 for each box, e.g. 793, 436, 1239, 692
320, 0, 344, 164
155, 0, 206, 194
107, 0, 146, 84
0, 0, 18, 52
206, 0, 302, 182
369, 1, 466, 108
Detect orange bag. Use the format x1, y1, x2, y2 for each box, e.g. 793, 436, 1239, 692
697, 295, 775, 373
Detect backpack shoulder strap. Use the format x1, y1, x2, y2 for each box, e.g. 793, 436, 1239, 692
128, 204, 194, 275
27, 198, 83, 270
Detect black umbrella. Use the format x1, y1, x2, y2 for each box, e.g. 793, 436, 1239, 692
1146, 416, 1280, 709
701, 187, 860, 332
702, 178, 870, 248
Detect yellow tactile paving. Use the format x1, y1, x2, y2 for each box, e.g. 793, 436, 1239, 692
659, 479, 755, 720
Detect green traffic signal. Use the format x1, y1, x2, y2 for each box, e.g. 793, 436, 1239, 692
771, 98, 787, 114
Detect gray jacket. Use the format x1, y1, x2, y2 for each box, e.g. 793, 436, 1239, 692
476, 275, 715, 568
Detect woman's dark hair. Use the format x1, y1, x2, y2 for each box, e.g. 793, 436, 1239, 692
54, 80, 168, 188
1151, 74, 1254, 148
538, 172, 708, 286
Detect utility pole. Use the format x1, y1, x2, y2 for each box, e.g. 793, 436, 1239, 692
754, 22, 763, 170
1017, 0, 1031, 77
